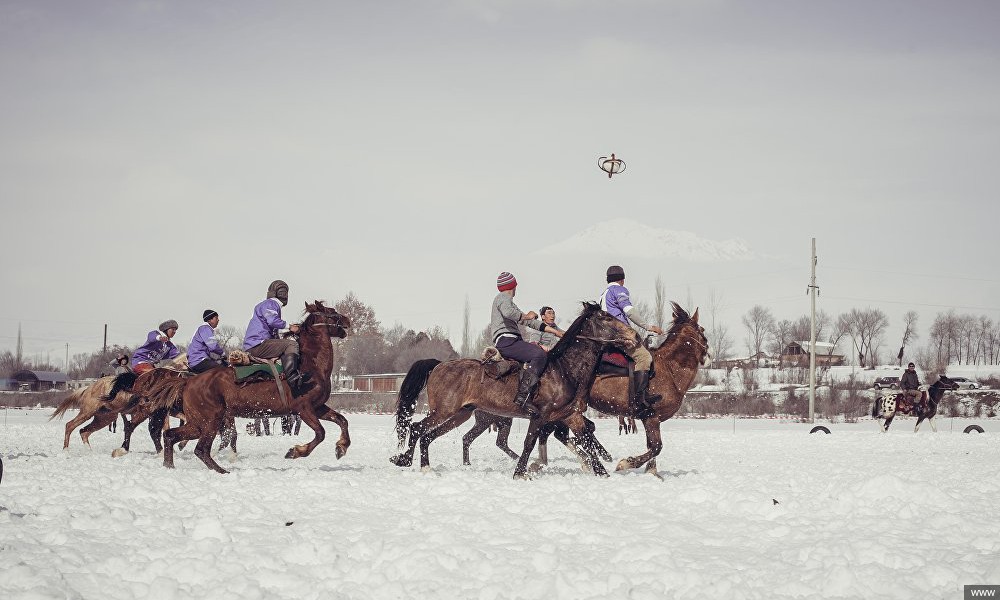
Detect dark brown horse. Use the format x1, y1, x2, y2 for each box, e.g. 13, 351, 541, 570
161, 301, 350, 473
391, 302, 639, 479
536, 302, 709, 479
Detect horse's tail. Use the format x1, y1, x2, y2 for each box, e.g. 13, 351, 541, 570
144, 377, 189, 412
395, 358, 441, 446
49, 389, 84, 420
104, 372, 139, 402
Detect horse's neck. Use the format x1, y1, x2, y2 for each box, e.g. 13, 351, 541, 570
298, 329, 333, 380
652, 338, 699, 394
551, 340, 602, 391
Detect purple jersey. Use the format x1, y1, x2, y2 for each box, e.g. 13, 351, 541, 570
131, 330, 180, 367
600, 283, 633, 325
243, 298, 288, 350
188, 323, 224, 367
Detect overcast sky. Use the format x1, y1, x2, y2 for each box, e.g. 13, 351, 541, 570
1, 0, 998, 366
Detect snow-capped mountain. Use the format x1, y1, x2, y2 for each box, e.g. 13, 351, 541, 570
536, 218, 755, 261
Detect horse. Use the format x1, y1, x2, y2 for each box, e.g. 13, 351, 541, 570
48, 355, 186, 451
160, 301, 350, 473
459, 409, 614, 467
871, 375, 960, 433
391, 301, 640, 479
533, 302, 709, 479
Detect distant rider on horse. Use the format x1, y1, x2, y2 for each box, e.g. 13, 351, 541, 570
189, 309, 226, 373
600, 265, 665, 415
130, 320, 180, 375
491, 272, 563, 417
243, 280, 309, 396
901, 362, 922, 416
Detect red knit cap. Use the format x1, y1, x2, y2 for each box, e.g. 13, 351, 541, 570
497, 271, 517, 292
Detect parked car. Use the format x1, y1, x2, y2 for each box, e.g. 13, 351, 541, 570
949, 377, 980, 390
873, 376, 899, 390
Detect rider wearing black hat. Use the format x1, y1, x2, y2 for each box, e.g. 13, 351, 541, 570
189, 309, 226, 373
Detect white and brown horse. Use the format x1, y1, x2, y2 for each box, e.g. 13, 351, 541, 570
872, 375, 960, 433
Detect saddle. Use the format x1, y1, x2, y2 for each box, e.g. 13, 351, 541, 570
885, 388, 928, 413
480, 346, 520, 381
234, 361, 284, 384
597, 350, 631, 377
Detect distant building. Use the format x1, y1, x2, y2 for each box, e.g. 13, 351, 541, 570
780, 341, 844, 367
12, 370, 70, 391
351, 373, 406, 393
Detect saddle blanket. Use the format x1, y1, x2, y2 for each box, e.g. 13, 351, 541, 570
234, 362, 283, 383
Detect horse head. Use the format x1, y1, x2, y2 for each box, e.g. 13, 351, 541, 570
660, 302, 711, 367
549, 302, 640, 360
303, 300, 350, 339
931, 375, 960, 397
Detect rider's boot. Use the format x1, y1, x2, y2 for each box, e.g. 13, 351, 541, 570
913, 399, 923, 417
514, 367, 542, 418
282, 354, 312, 397
630, 370, 661, 418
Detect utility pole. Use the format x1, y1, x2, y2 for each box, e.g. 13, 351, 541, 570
808, 238, 819, 424
103, 324, 108, 355
65, 343, 69, 372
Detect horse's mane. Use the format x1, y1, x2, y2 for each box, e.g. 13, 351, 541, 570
664, 301, 692, 340
547, 302, 602, 362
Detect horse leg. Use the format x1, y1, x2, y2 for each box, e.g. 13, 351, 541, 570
513, 419, 546, 480
547, 422, 588, 471
80, 410, 118, 447
929, 415, 938, 433
162, 419, 203, 469
116, 406, 147, 455
493, 417, 519, 461
63, 409, 95, 449
529, 428, 551, 472
616, 417, 664, 477
193, 430, 228, 474
562, 414, 609, 477
147, 409, 167, 453
883, 411, 895, 433
390, 417, 427, 467
218, 413, 238, 462
418, 407, 475, 471
584, 416, 613, 462
284, 407, 325, 459
914, 415, 924, 433
461, 414, 493, 466
316, 406, 351, 459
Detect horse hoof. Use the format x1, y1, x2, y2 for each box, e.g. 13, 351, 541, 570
227, 451, 238, 464
615, 459, 632, 471
528, 462, 545, 473
335, 445, 347, 460
513, 472, 532, 481
389, 455, 412, 467
284, 449, 298, 459
599, 451, 613, 462
111, 448, 128, 458
420, 465, 432, 473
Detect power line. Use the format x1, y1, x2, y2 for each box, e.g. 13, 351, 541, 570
824, 265, 1000, 285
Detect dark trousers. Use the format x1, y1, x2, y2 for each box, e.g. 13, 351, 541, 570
190, 358, 223, 373
496, 336, 547, 372
247, 338, 299, 361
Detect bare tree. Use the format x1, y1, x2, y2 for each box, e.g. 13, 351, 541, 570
838, 308, 889, 368
654, 275, 667, 328
742, 305, 775, 367
214, 325, 242, 350
769, 319, 794, 367
706, 289, 732, 362
898, 310, 918, 366
460, 295, 472, 358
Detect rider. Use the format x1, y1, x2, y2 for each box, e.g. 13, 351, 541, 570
599, 265, 665, 415
900, 362, 922, 415
109, 353, 131, 375
527, 306, 563, 352
130, 320, 180, 375
491, 272, 564, 417
188, 309, 226, 373
243, 280, 309, 396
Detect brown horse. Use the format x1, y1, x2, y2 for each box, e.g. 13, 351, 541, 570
391, 302, 639, 479
535, 302, 710, 478
161, 301, 349, 473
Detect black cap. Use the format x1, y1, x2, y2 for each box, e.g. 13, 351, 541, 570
606, 265, 625, 283
203, 309, 218, 322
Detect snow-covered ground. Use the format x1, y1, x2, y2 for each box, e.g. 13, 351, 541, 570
2, 409, 999, 600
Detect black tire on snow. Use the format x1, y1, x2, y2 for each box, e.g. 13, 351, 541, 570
964, 424, 985, 434
809, 426, 831, 434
